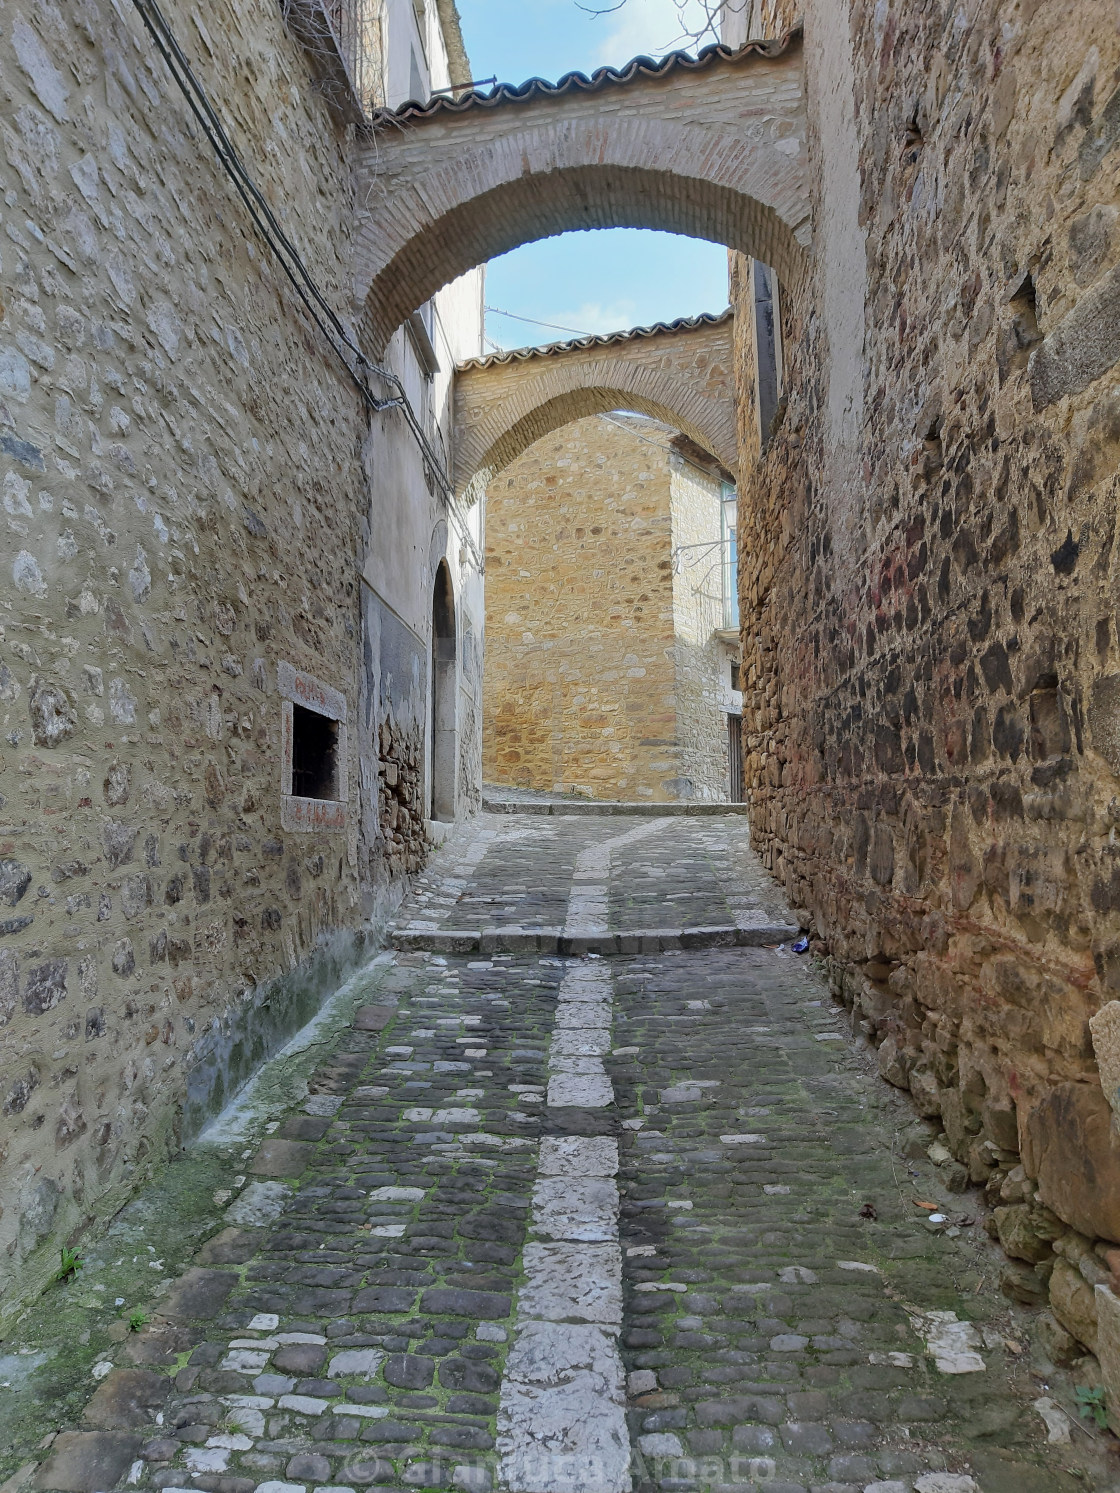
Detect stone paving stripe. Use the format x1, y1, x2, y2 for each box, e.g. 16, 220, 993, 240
539, 1136, 619, 1176
566, 822, 667, 938
498, 945, 631, 1493
531, 1176, 621, 1241
498, 1321, 631, 1493
518, 1242, 624, 1324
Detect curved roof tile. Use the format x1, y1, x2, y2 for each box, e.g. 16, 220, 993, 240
373, 27, 802, 126
458, 308, 733, 373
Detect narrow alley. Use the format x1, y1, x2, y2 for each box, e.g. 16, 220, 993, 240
3, 806, 1109, 1493
4, 0, 1120, 1487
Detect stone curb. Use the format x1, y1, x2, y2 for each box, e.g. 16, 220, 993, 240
390, 921, 799, 955
481, 797, 751, 817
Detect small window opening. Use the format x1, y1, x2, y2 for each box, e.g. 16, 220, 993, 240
752, 260, 783, 448
902, 100, 925, 165
292, 705, 339, 800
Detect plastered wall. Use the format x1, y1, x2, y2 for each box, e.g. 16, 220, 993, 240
668, 449, 734, 801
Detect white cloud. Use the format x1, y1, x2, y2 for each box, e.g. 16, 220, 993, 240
591, 0, 721, 67
548, 299, 642, 334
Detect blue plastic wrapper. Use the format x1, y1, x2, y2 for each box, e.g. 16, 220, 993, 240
791, 934, 810, 954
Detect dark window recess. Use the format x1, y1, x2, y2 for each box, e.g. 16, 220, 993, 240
753, 260, 781, 445
730, 662, 741, 692
291, 705, 338, 801
728, 715, 745, 803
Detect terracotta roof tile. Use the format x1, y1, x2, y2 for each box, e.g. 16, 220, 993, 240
458, 308, 733, 373
372, 27, 802, 126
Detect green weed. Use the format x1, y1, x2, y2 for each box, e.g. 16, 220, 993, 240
50, 1246, 83, 1285
1076, 1385, 1109, 1430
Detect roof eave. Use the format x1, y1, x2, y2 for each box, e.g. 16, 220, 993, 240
373, 23, 802, 127
457, 307, 733, 373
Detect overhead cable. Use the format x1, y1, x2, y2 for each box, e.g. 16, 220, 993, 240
485, 305, 596, 338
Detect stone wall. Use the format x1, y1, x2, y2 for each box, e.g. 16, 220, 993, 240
733, 0, 1120, 1347
0, 0, 483, 1318
483, 414, 732, 801
484, 415, 680, 799
0, 0, 368, 1312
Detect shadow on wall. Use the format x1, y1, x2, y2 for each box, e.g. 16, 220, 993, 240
181, 926, 371, 1140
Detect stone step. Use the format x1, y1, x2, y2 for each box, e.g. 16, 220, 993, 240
482, 796, 751, 816
390, 920, 800, 956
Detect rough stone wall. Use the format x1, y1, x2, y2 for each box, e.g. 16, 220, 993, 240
0, 0, 371, 1313
734, 0, 1120, 1333
668, 450, 732, 800
483, 415, 681, 799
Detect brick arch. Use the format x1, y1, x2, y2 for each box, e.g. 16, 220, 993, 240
356, 35, 807, 351
453, 312, 736, 503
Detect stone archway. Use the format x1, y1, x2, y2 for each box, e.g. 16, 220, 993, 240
453, 311, 737, 504
355, 33, 807, 350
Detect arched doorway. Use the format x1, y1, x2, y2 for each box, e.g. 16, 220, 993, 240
430, 561, 457, 821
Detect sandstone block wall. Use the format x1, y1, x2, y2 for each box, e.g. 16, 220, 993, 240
734, 0, 1120, 1333
483, 414, 731, 801
484, 415, 677, 799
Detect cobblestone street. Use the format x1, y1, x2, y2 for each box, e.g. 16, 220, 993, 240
4, 810, 1115, 1493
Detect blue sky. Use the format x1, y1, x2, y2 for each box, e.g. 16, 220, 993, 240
455, 0, 731, 350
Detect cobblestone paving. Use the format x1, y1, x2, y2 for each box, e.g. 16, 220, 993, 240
609, 948, 1102, 1493
395, 817, 610, 935
607, 824, 787, 932
8, 813, 1116, 1493
397, 816, 789, 940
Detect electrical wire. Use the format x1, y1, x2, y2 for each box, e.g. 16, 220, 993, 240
128, 0, 483, 568
485, 305, 597, 338
600, 411, 681, 452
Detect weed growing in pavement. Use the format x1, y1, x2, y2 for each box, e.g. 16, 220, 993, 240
50, 1246, 83, 1285
1076, 1385, 1109, 1430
